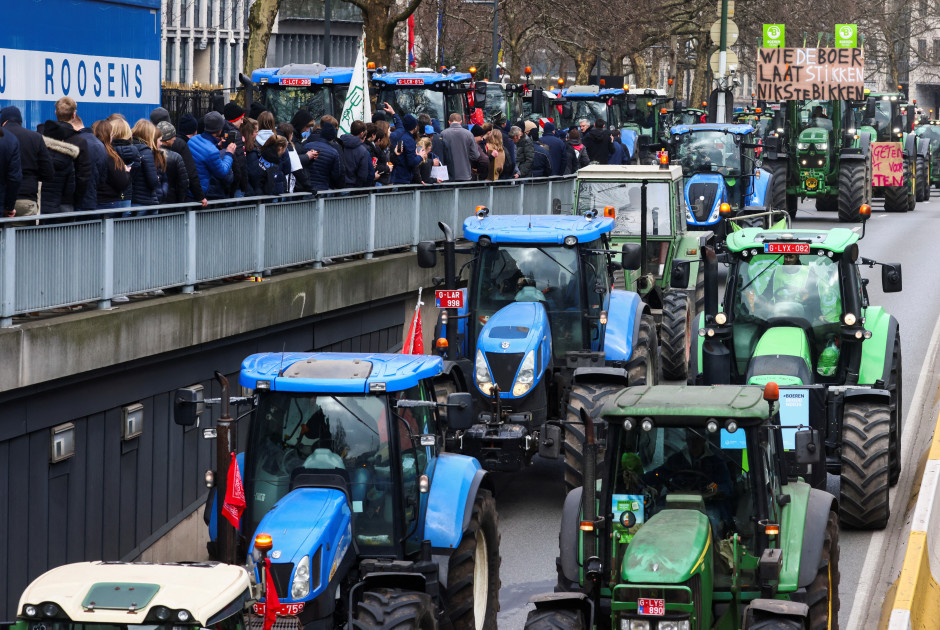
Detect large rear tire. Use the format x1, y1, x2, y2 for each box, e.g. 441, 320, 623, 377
445, 489, 500, 630
563, 382, 623, 494
840, 401, 891, 529
884, 159, 913, 212
916, 155, 928, 201
523, 609, 585, 630
353, 588, 436, 630
889, 332, 903, 487
806, 511, 840, 630
660, 291, 691, 381
837, 159, 870, 222
765, 159, 793, 220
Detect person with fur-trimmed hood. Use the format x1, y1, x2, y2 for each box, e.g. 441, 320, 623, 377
40, 120, 81, 213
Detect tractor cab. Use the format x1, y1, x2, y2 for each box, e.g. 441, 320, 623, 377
473, 80, 526, 123
558, 85, 646, 162
371, 68, 473, 123
618, 88, 673, 154
248, 64, 354, 124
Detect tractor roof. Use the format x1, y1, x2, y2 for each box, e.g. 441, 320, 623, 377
603, 385, 774, 425
17, 562, 250, 626
725, 227, 860, 253
252, 64, 354, 85
372, 71, 472, 85
562, 85, 625, 98
576, 164, 683, 182
239, 353, 444, 394
670, 123, 756, 136
462, 214, 614, 244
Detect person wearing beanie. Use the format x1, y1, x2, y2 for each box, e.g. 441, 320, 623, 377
223, 102, 245, 127
524, 120, 538, 141
178, 113, 198, 138
221, 104, 249, 197
188, 111, 235, 199
564, 128, 590, 173
155, 121, 190, 204
150, 107, 171, 125
371, 110, 387, 123
248, 102, 267, 121
389, 114, 422, 184
539, 121, 567, 176
0, 105, 54, 218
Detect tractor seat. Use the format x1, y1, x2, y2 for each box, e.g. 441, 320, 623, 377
745, 327, 814, 386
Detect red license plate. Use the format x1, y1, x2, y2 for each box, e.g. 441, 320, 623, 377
764, 242, 810, 254
637, 598, 665, 616
280, 78, 311, 86
435, 290, 464, 308
253, 602, 305, 616
397, 78, 425, 85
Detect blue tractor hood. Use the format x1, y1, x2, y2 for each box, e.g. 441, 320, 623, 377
249, 487, 353, 604
475, 302, 551, 399
684, 173, 727, 227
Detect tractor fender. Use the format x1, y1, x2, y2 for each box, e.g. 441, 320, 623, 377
558, 487, 583, 586
905, 133, 918, 159
572, 367, 630, 387
917, 136, 931, 158
858, 309, 898, 385
748, 167, 772, 207
603, 291, 646, 363
743, 599, 809, 626
441, 359, 471, 392
425, 453, 485, 550
843, 387, 892, 406
797, 488, 839, 587
207, 452, 246, 541
529, 593, 594, 629
841, 132, 872, 160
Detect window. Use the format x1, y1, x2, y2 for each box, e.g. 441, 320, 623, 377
934, 40, 940, 63
919, 39, 928, 61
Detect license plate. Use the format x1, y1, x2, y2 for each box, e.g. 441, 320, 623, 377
637, 598, 665, 616
253, 602, 305, 616
436, 290, 464, 308
764, 242, 810, 254
280, 78, 311, 86
397, 78, 425, 85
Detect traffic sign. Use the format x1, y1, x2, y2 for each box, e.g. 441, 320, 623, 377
710, 50, 739, 76
710, 20, 739, 46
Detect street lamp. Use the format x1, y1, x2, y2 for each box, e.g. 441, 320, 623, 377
463, 0, 497, 80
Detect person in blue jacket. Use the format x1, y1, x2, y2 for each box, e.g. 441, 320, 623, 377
340, 120, 375, 188
389, 114, 422, 185
302, 121, 343, 191
608, 130, 627, 165
539, 122, 567, 176
188, 111, 235, 200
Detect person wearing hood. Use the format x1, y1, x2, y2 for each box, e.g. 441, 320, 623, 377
609, 129, 627, 165
564, 129, 591, 174
52, 97, 93, 209
248, 102, 267, 121
389, 114, 422, 185
0, 105, 54, 218
340, 120, 375, 188
539, 122, 567, 176
0, 125, 22, 217
255, 135, 289, 196
583, 118, 613, 164
302, 121, 343, 191
40, 120, 80, 213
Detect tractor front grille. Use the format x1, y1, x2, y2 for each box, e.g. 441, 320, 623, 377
485, 352, 524, 392
687, 182, 720, 221
268, 562, 295, 599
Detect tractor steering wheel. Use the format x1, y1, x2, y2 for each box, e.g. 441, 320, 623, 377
664, 468, 715, 495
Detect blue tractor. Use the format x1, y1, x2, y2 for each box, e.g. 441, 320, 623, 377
669, 123, 774, 237
240, 64, 355, 126
174, 353, 499, 630
417, 212, 658, 492
370, 68, 474, 124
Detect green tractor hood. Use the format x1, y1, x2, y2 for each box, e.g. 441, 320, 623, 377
798, 128, 829, 146
622, 508, 710, 583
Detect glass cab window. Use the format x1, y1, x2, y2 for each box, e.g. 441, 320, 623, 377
262, 86, 331, 126
675, 131, 742, 176
576, 181, 672, 237
380, 87, 447, 122
557, 100, 608, 130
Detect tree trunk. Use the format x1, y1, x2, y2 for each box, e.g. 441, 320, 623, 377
244, 0, 281, 77
573, 50, 597, 84
688, 34, 710, 109
363, 10, 397, 68
629, 52, 649, 87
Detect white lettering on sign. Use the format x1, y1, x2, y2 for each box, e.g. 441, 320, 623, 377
0, 48, 159, 104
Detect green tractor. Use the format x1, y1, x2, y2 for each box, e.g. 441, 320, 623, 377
526, 383, 840, 630
912, 117, 940, 192
859, 92, 930, 210
762, 99, 874, 222
574, 163, 711, 380
690, 219, 903, 529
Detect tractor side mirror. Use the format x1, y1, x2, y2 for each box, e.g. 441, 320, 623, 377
474, 83, 487, 107
674, 100, 684, 115
174, 386, 205, 426
670, 260, 691, 288
865, 99, 876, 119
882, 263, 902, 292
794, 429, 821, 465
621, 243, 642, 271
539, 424, 562, 459
531, 89, 544, 112
445, 392, 474, 430
417, 241, 438, 268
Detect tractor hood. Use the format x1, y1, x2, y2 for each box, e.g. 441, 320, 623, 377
249, 487, 353, 603
685, 173, 726, 225
476, 302, 551, 398
622, 509, 710, 583
798, 128, 829, 146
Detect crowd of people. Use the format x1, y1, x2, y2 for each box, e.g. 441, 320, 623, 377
0, 95, 631, 219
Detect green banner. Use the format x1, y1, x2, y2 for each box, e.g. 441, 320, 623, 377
763, 24, 785, 48
835, 24, 857, 48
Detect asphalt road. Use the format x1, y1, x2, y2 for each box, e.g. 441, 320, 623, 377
491, 191, 940, 629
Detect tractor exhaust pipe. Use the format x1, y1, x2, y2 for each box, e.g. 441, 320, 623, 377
438, 222, 458, 360
703, 245, 719, 318
579, 407, 602, 591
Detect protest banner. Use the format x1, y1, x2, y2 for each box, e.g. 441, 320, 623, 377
871, 142, 904, 187
756, 47, 865, 101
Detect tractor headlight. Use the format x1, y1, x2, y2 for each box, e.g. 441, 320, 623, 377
291, 554, 311, 600
815, 142, 828, 151
475, 350, 494, 393
512, 351, 536, 396
624, 621, 651, 630
660, 623, 690, 630
797, 142, 810, 150
715, 312, 727, 325
844, 313, 857, 326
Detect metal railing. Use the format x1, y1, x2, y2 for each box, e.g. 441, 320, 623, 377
0, 177, 575, 326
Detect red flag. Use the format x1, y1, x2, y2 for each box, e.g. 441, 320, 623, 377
262, 557, 280, 630
222, 452, 245, 529
408, 14, 416, 67
403, 307, 423, 354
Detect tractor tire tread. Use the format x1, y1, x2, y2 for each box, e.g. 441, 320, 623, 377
444, 489, 500, 630
660, 291, 691, 381
353, 588, 436, 630
837, 159, 870, 222
840, 401, 891, 529
523, 608, 585, 630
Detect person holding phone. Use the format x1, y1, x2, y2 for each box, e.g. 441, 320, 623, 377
389, 114, 422, 185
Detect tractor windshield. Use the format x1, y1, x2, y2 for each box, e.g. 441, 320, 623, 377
378, 86, 465, 122
484, 84, 509, 122
621, 99, 657, 137
868, 98, 895, 140
575, 181, 672, 237
675, 131, 742, 176
260, 85, 339, 126
244, 392, 402, 552
557, 100, 608, 129
799, 100, 834, 132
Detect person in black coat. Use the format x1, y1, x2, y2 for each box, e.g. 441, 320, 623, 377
0, 105, 53, 217
582, 119, 613, 164
302, 122, 343, 191
0, 125, 21, 217
223, 102, 250, 197
153, 110, 207, 207
255, 135, 289, 196
92, 119, 132, 210
531, 141, 552, 177
52, 98, 93, 210
40, 120, 80, 213
340, 121, 375, 188
539, 122, 567, 176
109, 118, 141, 208
365, 123, 390, 186
156, 122, 190, 204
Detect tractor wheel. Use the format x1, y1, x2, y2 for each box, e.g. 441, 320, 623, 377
916, 155, 928, 201
660, 291, 691, 381
837, 159, 869, 222
563, 382, 623, 494
628, 313, 659, 386
765, 159, 793, 220
445, 489, 500, 630
353, 588, 436, 630
815, 196, 838, 212
806, 511, 840, 630
524, 608, 585, 630
884, 159, 913, 212
840, 401, 891, 529
889, 333, 903, 487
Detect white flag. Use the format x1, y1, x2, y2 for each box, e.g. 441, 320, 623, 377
339, 32, 371, 135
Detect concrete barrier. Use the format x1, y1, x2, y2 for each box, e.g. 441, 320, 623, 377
886, 412, 940, 628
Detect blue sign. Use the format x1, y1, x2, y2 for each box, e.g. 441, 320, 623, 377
779, 388, 810, 449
